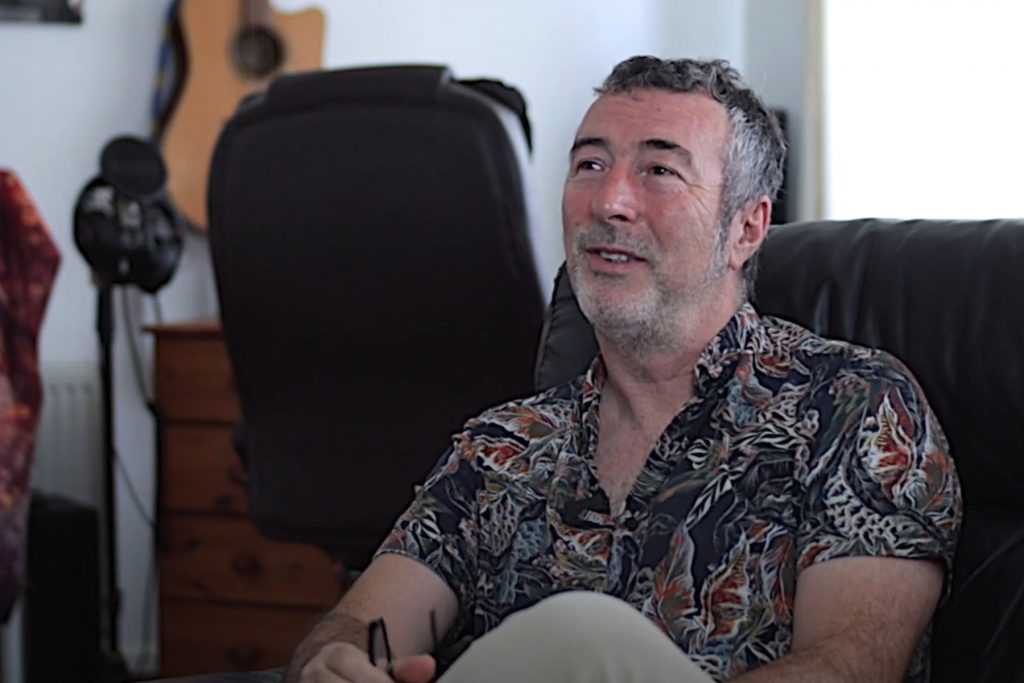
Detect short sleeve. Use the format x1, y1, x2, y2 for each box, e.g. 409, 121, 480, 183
374, 428, 482, 625
796, 353, 963, 597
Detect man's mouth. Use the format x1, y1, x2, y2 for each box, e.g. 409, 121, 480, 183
588, 247, 646, 264
598, 250, 630, 263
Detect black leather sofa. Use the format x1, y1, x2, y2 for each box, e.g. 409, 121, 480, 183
163, 218, 1023, 682
535, 218, 1024, 683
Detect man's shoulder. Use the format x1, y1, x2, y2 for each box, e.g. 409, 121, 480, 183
455, 376, 582, 466
758, 314, 920, 389
755, 316, 946, 469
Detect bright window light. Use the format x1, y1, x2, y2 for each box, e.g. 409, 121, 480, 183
823, 1, 1024, 219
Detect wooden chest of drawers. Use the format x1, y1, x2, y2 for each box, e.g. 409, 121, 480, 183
150, 322, 341, 677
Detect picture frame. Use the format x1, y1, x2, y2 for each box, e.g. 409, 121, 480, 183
0, 0, 83, 24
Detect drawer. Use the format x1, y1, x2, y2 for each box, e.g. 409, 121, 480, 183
162, 424, 249, 514
160, 515, 340, 608
160, 599, 322, 677
154, 332, 241, 423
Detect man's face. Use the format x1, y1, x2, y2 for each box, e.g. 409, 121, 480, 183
562, 89, 734, 348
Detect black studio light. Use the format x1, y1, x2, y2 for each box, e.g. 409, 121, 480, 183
74, 136, 183, 293
72, 136, 183, 681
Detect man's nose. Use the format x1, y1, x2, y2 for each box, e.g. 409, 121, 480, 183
592, 164, 640, 223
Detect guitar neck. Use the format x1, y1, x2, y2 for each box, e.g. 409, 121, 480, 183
242, 0, 275, 28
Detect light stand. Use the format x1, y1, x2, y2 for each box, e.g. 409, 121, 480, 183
73, 135, 184, 683
95, 284, 130, 682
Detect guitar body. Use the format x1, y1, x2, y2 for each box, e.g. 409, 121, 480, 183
161, 0, 324, 230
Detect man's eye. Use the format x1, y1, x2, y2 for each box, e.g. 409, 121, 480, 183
575, 159, 602, 172
649, 165, 678, 177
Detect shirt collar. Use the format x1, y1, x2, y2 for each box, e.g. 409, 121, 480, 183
577, 301, 763, 416
693, 301, 762, 388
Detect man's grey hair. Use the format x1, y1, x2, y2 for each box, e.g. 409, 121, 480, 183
597, 56, 787, 298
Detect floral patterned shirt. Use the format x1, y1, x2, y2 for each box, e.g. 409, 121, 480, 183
377, 304, 962, 681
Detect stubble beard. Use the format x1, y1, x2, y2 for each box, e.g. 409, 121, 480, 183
569, 220, 730, 358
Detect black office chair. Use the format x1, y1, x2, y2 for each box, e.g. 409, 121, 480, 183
534, 219, 1024, 683
208, 65, 546, 571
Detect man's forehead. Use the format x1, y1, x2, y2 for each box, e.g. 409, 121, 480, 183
574, 89, 729, 146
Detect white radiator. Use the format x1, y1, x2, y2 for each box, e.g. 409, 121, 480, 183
2, 361, 104, 683
31, 361, 104, 508
3, 362, 104, 683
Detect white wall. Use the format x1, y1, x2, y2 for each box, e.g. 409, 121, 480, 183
743, 0, 816, 221
1, 0, 756, 674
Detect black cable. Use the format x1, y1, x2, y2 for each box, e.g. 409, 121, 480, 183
113, 448, 154, 531
117, 286, 159, 674
121, 287, 157, 417
112, 288, 156, 533
152, 293, 165, 325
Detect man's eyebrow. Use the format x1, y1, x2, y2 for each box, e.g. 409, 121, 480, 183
644, 138, 694, 166
570, 136, 608, 155
569, 136, 695, 167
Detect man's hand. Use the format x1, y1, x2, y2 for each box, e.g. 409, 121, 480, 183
297, 641, 436, 683
286, 554, 458, 683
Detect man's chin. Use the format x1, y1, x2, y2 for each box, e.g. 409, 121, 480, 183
590, 314, 670, 356
577, 294, 656, 333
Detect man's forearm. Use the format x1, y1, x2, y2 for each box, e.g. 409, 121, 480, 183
285, 610, 368, 683
729, 637, 902, 683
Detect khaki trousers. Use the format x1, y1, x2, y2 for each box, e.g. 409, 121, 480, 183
439, 592, 715, 683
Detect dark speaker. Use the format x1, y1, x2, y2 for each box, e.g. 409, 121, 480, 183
24, 493, 100, 683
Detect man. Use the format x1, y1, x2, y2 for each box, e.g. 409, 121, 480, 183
288, 56, 961, 683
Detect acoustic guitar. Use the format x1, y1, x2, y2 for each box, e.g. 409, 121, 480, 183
160, 0, 324, 231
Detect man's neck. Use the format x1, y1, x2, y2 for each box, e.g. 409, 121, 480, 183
596, 296, 742, 435
598, 342, 699, 430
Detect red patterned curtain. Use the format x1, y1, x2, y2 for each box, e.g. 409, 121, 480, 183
0, 170, 60, 622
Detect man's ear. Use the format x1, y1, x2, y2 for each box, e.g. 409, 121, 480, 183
728, 196, 772, 272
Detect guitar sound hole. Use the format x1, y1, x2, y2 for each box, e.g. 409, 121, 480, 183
231, 26, 285, 79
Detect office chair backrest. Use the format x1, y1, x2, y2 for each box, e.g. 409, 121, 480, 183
209, 65, 545, 567
534, 219, 1024, 683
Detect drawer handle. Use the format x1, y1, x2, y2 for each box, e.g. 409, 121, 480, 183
231, 551, 264, 577
226, 642, 264, 669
